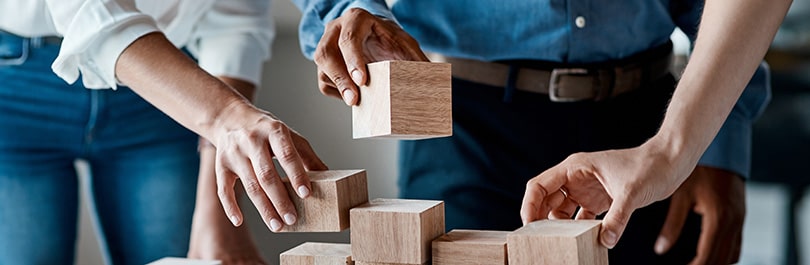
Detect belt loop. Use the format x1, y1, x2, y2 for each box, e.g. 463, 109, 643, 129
30, 37, 42, 48
503, 65, 519, 103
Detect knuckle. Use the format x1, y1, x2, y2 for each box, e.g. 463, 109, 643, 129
313, 45, 337, 65
243, 180, 263, 194
345, 8, 366, 18
259, 174, 282, 186
254, 165, 276, 179
276, 147, 299, 162
330, 75, 352, 90
268, 120, 288, 134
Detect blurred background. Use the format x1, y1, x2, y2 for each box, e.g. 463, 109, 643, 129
70, 1, 810, 264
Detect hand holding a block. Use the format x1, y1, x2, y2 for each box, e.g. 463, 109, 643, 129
519, 146, 696, 249
309, 8, 429, 106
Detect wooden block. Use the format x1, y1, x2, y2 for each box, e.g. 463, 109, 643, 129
350, 198, 445, 264
352, 60, 452, 139
279, 242, 353, 265
280, 170, 368, 232
507, 220, 608, 265
146, 257, 221, 265
432, 229, 508, 265
354, 262, 426, 265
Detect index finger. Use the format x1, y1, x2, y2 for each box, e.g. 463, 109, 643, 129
520, 164, 569, 225
314, 22, 358, 106
267, 123, 311, 199
338, 9, 374, 87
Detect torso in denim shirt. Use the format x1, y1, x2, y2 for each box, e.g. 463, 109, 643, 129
391, 0, 701, 63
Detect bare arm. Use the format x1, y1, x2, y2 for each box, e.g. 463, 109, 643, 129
521, 0, 791, 249
115, 32, 327, 232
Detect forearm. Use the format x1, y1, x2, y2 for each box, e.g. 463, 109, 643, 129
115, 32, 255, 142
650, 0, 790, 174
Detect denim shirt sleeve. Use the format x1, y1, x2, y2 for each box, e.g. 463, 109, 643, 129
292, 0, 395, 59
697, 62, 771, 178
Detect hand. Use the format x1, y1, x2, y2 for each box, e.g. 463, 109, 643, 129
655, 166, 745, 265
188, 208, 266, 265
520, 141, 697, 249
212, 104, 328, 232
314, 8, 428, 105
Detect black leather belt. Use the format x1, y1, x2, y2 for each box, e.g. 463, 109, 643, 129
431, 42, 673, 102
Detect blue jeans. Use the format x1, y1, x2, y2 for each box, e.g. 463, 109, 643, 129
0, 32, 199, 265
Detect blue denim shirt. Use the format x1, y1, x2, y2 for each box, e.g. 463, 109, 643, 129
293, 0, 770, 178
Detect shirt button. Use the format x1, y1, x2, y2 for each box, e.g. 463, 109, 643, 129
575, 16, 586, 28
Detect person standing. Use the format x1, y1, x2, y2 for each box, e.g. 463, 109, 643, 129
291, 0, 789, 264
0, 0, 326, 264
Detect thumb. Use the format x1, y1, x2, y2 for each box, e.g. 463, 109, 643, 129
600, 197, 635, 249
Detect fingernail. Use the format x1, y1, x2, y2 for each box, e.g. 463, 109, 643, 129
229, 215, 240, 225
654, 237, 668, 254
284, 213, 297, 225
270, 218, 282, 232
343, 90, 356, 105
298, 185, 310, 198
602, 230, 618, 249
351, 69, 363, 85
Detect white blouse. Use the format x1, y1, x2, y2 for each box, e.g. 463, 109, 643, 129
0, 0, 275, 88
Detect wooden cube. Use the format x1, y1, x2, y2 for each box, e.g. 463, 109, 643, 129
350, 198, 445, 264
507, 220, 608, 265
279, 242, 353, 265
352, 60, 452, 139
280, 170, 368, 232
353, 262, 426, 265
432, 229, 508, 265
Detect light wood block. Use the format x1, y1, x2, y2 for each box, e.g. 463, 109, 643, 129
350, 198, 445, 264
354, 261, 427, 265
432, 229, 508, 265
280, 170, 368, 232
279, 242, 353, 265
507, 220, 608, 265
352, 60, 452, 139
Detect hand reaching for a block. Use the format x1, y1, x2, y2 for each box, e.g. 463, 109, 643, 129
520, 143, 695, 249
312, 8, 429, 106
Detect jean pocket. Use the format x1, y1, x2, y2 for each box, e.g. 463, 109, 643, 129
0, 33, 29, 66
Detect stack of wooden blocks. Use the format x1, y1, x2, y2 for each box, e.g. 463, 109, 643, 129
279, 61, 608, 265
277, 168, 607, 265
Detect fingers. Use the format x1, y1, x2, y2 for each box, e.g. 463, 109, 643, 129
315, 21, 358, 106
730, 228, 743, 264
317, 70, 342, 99
690, 211, 723, 265
339, 9, 373, 88
230, 154, 284, 232
574, 207, 600, 220
266, 122, 311, 200
600, 196, 635, 249
215, 158, 243, 227
520, 166, 568, 225
549, 195, 578, 220
655, 196, 692, 255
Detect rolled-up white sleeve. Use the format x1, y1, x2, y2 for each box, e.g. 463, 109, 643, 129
188, 0, 275, 86
45, 0, 161, 89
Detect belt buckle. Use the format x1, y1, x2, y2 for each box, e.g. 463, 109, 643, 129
549, 68, 589, 102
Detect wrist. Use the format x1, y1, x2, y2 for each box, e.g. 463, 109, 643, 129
643, 130, 703, 183
206, 98, 258, 144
